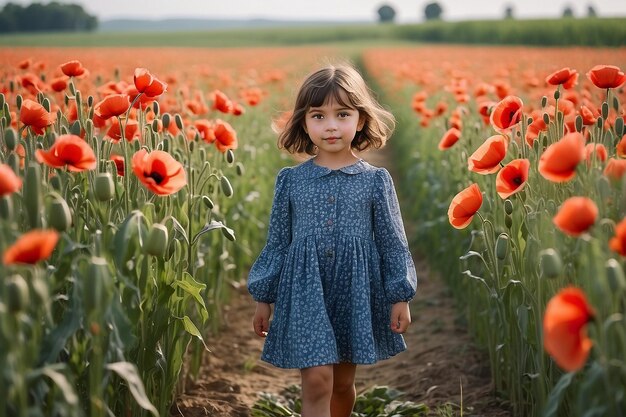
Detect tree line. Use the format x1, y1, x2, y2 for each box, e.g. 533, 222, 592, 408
0, 2, 97, 33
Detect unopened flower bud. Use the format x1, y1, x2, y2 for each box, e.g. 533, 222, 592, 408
24, 163, 42, 228
221, 225, 236, 241
6, 275, 29, 313
236, 162, 245, 176
7, 152, 20, 173
145, 223, 169, 257
225, 149, 235, 164
69, 120, 81, 136
48, 196, 72, 232
542, 113, 550, 125
602, 102, 609, 119
94, 172, 115, 201
87, 95, 94, 107
202, 195, 214, 209
540, 248, 562, 278
575, 115, 583, 132
504, 199, 513, 215
495, 234, 509, 260
0, 93, 4, 108
162, 113, 170, 128
541, 96, 548, 108
152, 101, 160, 116
175, 113, 183, 130
220, 175, 233, 198
606, 258, 625, 292
615, 117, 624, 137
42, 97, 51, 112
505, 213, 513, 229
50, 175, 62, 191
553, 90, 560, 100
83, 256, 112, 315
16, 94, 22, 110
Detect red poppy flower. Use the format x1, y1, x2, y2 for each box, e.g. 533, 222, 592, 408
213, 119, 238, 153
496, 159, 530, 199
580, 105, 597, 126
60, 60, 86, 77
3, 229, 60, 265
553, 197, 598, 236
212, 90, 234, 114
0, 164, 22, 196
35, 134, 97, 172
477, 100, 495, 125
94, 94, 131, 120
543, 287, 594, 372
133, 68, 154, 93
110, 154, 125, 176
50, 76, 68, 92
438, 127, 461, 150
448, 183, 483, 229
18, 58, 31, 70
21, 73, 45, 94
545, 67, 578, 89
231, 102, 245, 116
538, 132, 585, 183
616, 135, 626, 158
143, 77, 167, 98
525, 111, 549, 146
609, 217, 626, 256
584, 143, 607, 163
603, 158, 626, 181
19, 99, 53, 135
468, 135, 508, 175
490, 95, 524, 134
193, 119, 216, 143
132, 149, 186, 196
105, 118, 140, 142
586, 65, 626, 89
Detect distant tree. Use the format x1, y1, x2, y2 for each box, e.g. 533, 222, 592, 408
562, 4, 575, 18
0, 1, 97, 33
587, 4, 597, 17
504, 4, 515, 19
424, 2, 443, 20
377, 4, 396, 23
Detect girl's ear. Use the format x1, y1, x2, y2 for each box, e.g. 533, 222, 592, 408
357, 114, 366, 132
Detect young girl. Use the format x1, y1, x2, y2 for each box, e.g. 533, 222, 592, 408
247, 64, 417, 417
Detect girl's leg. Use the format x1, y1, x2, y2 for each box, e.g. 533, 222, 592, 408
300, 365, 333, 417
330, 363, 357, 417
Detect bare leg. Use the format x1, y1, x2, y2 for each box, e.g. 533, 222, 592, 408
330, 363, 357, 417
300, 365, 333, 417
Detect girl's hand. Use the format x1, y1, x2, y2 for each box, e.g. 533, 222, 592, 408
253, 302, 272, 337
390, 302, 411, 334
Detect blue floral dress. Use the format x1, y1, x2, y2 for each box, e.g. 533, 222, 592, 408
247, 158, 417, 369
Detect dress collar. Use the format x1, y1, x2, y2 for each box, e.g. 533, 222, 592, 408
301, 158, 368, 178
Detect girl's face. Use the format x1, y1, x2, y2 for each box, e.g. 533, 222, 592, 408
303, 90, 365, 158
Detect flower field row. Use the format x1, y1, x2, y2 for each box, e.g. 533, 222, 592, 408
0, 46, 335, 417
363, 45, 626, 416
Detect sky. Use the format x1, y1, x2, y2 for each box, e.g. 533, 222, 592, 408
1, 0, 625, 22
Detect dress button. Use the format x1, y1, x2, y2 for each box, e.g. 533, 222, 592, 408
328, 196, 335, 203
326, 219, 333, 226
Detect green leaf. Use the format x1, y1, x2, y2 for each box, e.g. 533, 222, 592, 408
175, 272, 208, 322
106, 362, 159, 417
182, 315, 209, 351
191, 220, 235, 245
42, 366, 78, 405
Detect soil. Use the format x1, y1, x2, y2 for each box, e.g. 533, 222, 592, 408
170, 150, 512, 417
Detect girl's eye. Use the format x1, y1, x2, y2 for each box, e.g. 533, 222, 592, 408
338, 112, 350, 118
311, 114, 323, 119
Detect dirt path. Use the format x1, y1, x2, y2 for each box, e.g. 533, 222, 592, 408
171, 150, 512, 417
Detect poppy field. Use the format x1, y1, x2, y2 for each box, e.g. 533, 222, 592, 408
0, 42, 625, 417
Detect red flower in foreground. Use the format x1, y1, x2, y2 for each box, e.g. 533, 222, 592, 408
538, 132, 585, 183
134, 68, 167, 98
132, 149, 186, 195
610, 218, 626, 256
448, 183, 482, 229
20, 99, 53, 135
438, 127, 461, 150
35, 134, 97, 172
94, 94, 130, 120
468, 135, 508, 175
553, 197, 598, 237
543, 287, 594, 372
586, 65, 626, 89
213, 119, 238, 153
496, 159, 530, 199
60, 60, 86, 77
3, 229, 60, 265
490, 95, 523, 134
545, 67, 578, 89
0, 164, 22, 196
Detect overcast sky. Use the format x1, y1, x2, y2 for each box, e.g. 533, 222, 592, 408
2, 0, 625, 22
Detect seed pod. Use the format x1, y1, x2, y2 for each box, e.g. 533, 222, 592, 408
504, 199, 513, 215
220, 175, 233, 198
0, 196, 13, 220
6, 275, 29, 313
540, 248, 562, 278
82, 256, 112, 315
575, 115, 583, 132
615, 117, 624, 138
94, 172, 115, 201
225, 149, 235, 164
553, 90, 560, 100
162, 113, 170, 128
602, 102, 609, 119
505, 213, 513, 229
145, 223, 169, 257
48, 196, 72, 232
541, 96, 548, 108
236, 162, 245, 176
24, 163, 42, 228
202, 195, 214, 209
542, 113, 550, 125
16, 94, 22, 110
606, 258, 626, 292
495, 234, 509, 260
175, 113, 183, 130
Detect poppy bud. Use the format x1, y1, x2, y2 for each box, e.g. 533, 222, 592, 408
504, 199, 513, 215
225, 149, 235, 164
541, 96, 548, 108
69, 120, 81, 136
152, 101, 160, 116
50, 174, 62, 191
540, 248, 562, 279
94, 172, 115, 201
221, 226, 236, 241
0, 196, 13, 220
6, 275, 29, 313
48, 196, 72, 232
42, 97, 51, 113
87, 95, 94, 107
527, 117, 533, 126
162, 113, 170, 128
553, 90, 560, 100
220, 175, 233, 198
4, 127, 17, 151
199, 148, 206, 161
85, 119, 94, 139
542, 113, 550, 125
495, 234, 509, 260
0, 92, 4, 108
615, 117, 624, 138
175, 113, 183, 130
24, 163, 42, 228
575, 115, 583, 132
202, 195, 214, 209
601, 102, 609, 119
236, 162, 245, 176
64, 94, 69, 106
505, 213, 513, 229
82, 256, 112, 315
16, 94, 22, 110
596, 117, 603, 129
151, 119, 159, 132
160, 137, 169, 152
557, 111, 564, 124
145, 223, 169, 257
61, 125, 69, 135
606, 258, 626, 292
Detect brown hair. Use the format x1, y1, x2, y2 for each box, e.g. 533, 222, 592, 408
277, 64, 395, 156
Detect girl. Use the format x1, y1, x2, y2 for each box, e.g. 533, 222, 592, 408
248, 64, 417, 417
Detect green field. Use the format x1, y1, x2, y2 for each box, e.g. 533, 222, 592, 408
0, 17, 624, 47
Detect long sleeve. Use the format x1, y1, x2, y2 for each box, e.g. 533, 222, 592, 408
247, 167, 292, 303
373, 169, 417, 303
